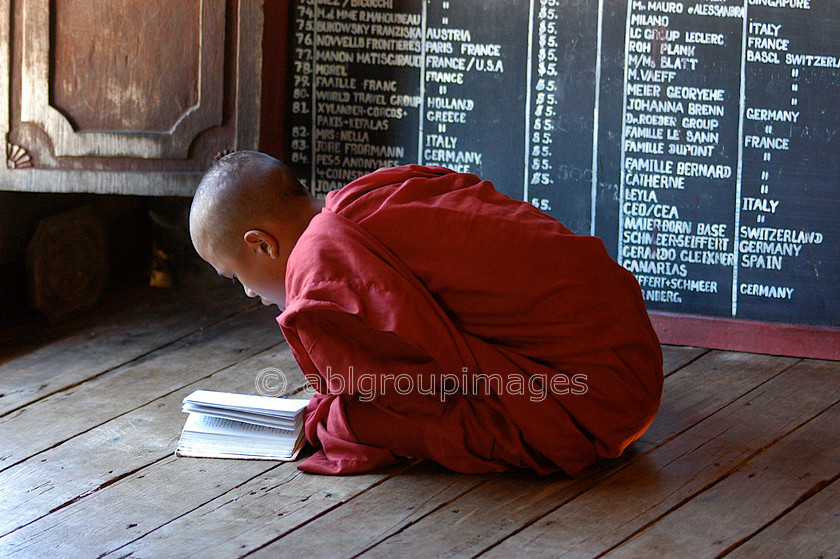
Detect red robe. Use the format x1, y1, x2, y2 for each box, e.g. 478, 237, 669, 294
278, 165, 663, 475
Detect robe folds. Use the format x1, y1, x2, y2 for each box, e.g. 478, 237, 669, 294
278, 165, 663, 476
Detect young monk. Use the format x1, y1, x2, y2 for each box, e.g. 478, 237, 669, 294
189, 151, 663, 475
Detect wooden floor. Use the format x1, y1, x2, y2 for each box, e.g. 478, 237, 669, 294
1, 281, 838, 558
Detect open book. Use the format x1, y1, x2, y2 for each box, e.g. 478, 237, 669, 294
175, 390, 310, 461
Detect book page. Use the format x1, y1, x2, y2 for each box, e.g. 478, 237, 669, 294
183, 413, 295, 440
183, 390, 310, 415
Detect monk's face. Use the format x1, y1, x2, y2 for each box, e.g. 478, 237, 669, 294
201, 241, 288, 311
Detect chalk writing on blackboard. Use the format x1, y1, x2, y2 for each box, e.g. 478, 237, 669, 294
287, 0, 839, 328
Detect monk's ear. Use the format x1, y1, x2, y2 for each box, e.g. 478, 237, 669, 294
243, 229, 280, 259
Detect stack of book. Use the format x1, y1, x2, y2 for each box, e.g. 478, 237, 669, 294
176, 389, 310, 461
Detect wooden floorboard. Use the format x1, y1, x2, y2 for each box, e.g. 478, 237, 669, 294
0, 283, 254, 416
660, 345, 708, 377
601, 398, 840, 559
723, 475, 840, 558
250, 461, 486, 559
0, 307, 281, 471
0, 343, 303, 536
1, 286, 838, 559
480, 357, 837, 559
103, 463, 411, 559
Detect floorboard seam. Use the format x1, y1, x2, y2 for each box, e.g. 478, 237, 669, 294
714, 420, 840, 557
237, 462, 420, 559
643, 355, 803, 454
472, 355, 805, 558
662, 348, 712, 379
591, 398, 840, 559
0, 340, 285, 473
346, 475, 491, 559
470, 472, 607, 559
0, 339, 286, 475
0, 454, 171, 540
99, 463, 287, 559
0, 304, 260, 420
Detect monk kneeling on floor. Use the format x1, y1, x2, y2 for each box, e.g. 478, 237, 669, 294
189, 151, 664, 475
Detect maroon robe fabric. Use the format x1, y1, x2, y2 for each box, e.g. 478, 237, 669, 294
278, 165, 663, 475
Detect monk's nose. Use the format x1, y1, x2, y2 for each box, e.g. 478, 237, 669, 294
244, 286, 258, 299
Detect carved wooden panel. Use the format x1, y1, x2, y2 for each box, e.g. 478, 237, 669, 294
0, 0, 262, 189
50, 0, 203, 135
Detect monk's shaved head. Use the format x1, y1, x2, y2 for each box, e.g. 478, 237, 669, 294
190, 151, 311, 257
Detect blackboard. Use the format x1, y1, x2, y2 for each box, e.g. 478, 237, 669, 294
285, 0, 840, 358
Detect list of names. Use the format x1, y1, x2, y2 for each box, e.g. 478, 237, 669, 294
287, 0, 839, 327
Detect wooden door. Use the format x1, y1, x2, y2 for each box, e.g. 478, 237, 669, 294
0, 0, 262, 195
